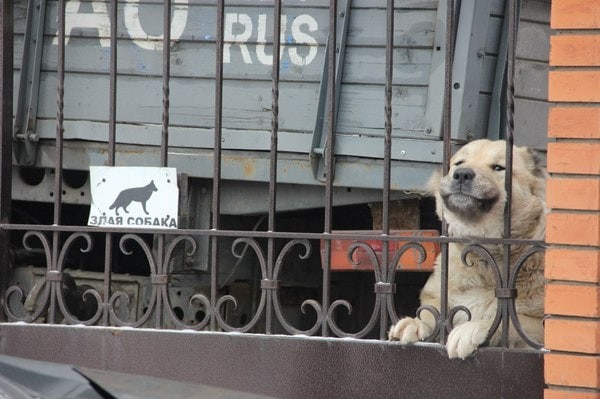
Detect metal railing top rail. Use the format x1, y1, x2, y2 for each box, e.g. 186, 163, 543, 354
0, 222, 545, 247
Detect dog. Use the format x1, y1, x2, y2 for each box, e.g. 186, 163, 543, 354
388, 139, 546, 359
109, 180, 158, 216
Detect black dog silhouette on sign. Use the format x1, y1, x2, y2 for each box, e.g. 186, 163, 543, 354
109, 180, 158, 216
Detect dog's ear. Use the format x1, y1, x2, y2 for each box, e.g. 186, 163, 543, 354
525, 148, 545, 178
426, 167, 442, 196
520, 147, 546, 199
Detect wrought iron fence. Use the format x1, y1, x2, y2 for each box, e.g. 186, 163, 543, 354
0, 0, 544, 352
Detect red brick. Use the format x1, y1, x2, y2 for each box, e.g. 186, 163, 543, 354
547, 178, 600, 211
545, 389, 600, 399
546, 213, 600, 247
546, 284, 600, 318
551, 35, 600, 66
546, 248, 600, 283
545, 319, 600, 354
547, 143, 600, 175
548, 107, 600, 139
551, 0, 600, 29
545, 353, 600, 389
549, 71, 600, 103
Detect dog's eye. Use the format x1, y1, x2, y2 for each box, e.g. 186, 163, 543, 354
492, 164, 505, 171
454, 160, 464, 167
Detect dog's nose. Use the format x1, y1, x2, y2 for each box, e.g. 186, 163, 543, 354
453, 168, 475, 184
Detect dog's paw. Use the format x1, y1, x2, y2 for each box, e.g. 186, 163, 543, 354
446, 321, 490, 359
388, 317, 433, 344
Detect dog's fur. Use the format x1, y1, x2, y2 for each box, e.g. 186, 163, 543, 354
388, 139, 546, 359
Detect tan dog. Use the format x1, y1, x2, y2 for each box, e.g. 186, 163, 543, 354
388, 139, 545, 359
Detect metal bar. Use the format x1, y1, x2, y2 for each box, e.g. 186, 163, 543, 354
13, 0, 45, 166
443, 2, 455, 174
48, 230, 58, 324
54, 0, 65, 225
321, 0, 337, 337
309, 0, 350, 180
12, 0, 35, 155
502, 0, 518, 347
161, 0, 171, 167
102, 233, 112, 326
439, 0, 455, 344
103, 0, 119, 327
382, 2, 394, 238
380, 0, 394, 340
108, 0, 117, 165
156, 0, 172, 330
156, 235, 165, 329
0, 222, 545, 247
0, 0, 13, 321
47, 0, 66, 325
266, 0, 282, 335
487, 0, 510, 140
211, 0, 225, 331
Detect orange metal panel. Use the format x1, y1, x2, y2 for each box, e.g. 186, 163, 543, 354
321, 230, 440, 272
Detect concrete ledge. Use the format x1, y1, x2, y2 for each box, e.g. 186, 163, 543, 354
0, 324, 544, 399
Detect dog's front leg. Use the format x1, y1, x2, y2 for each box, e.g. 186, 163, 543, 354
388, 312, 436, 344
446, 319, 493, 359
388, 291, 439, 344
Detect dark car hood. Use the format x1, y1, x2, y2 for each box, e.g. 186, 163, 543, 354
0, 354, 272, 399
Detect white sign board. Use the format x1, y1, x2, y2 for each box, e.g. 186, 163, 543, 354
88, 166, 178, 229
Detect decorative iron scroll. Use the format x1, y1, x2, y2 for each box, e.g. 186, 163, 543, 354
326, 240, 427, 339
109, 234, 211, 330
407, 243, 545, 348
3, 228, 544, 353
5, 231, 102, 325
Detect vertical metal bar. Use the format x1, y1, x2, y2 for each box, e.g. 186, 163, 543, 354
266, 0, 282, 335
443, 1, 455, 177
321, 0, 337, 337
54, 0, 65, 225
49, 0, 67, 324
49, 232, 59, 323
108, 0, 117, 165
380, 0, 394, 340
211, 0, 225, 331
103, 0, 119, 326
0, 0, 13, 321
156, 0, 173, 330
161, 0, 171, 167
102, 233, 113, 326
440, 0, 455, 344
502, 0, 517, 347
156, 235, 164, 329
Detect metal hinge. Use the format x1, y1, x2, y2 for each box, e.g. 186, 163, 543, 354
14, 0, 47, 166
309, 0, 351, 182
487, 0, 522, 140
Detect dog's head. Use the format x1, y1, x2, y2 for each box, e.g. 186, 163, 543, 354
430, 139, 545, 239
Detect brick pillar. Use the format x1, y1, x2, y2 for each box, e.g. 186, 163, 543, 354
545, 1, 600, 398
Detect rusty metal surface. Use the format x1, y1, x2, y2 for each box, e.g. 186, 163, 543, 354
0, 324, 544, 399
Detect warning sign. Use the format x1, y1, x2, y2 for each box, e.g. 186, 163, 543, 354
88, 166, 179, 229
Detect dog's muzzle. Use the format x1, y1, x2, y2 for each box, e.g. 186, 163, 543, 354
440, 167, 499, 220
